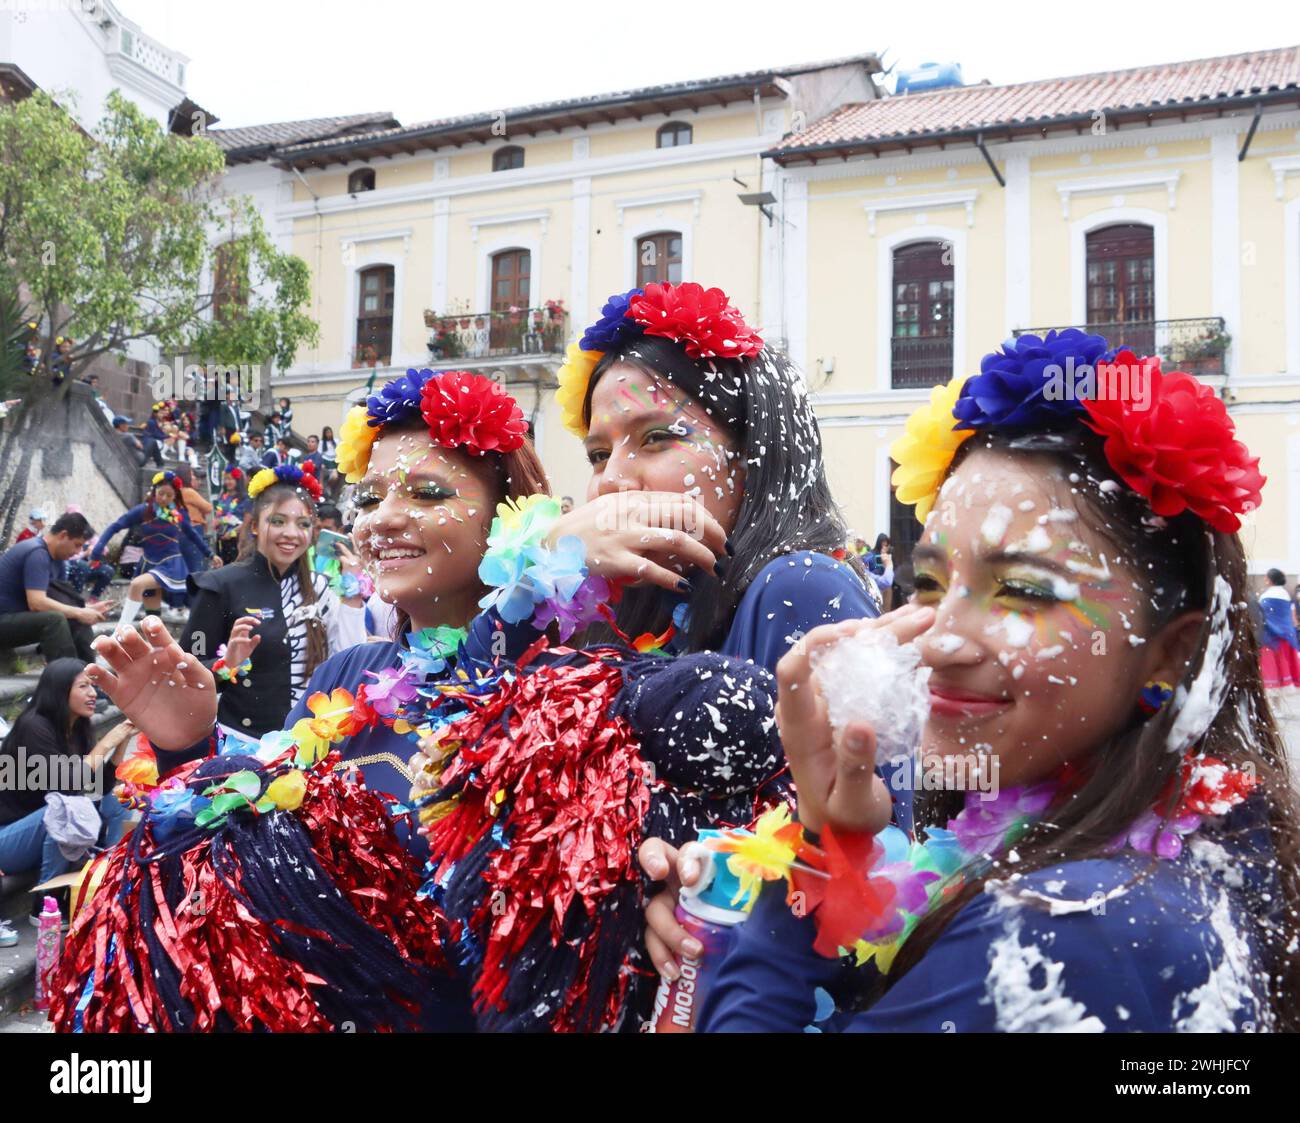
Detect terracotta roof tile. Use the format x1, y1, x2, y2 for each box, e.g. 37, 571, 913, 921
774, 45, 1300, 156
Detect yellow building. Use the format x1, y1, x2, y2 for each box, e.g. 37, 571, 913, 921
768, 45, 1300, 579
219, 55, 884, 502
217, 45, 1300, 578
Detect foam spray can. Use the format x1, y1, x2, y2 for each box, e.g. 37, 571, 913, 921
649, 830, 750, 1033
34, 895, 63, 1011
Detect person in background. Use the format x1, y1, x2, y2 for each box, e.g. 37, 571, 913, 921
113, 416, 149, 466
237, 430, 265, 473
1259, 567, 1300, 689
144, 404, 170, 453
83, 374, 117, 427
15, 509, 46, 543
213, 467, 250, 566
217, 390, 242, 441
319, 425, 338, 490
0, 513, 107, 662
264, 411, 286, 446
560, 495, 574, 514
173, 466, 214, 576
864, 532, 894, 593
277, 397, 294, 432
0, 659, 134, 925
301, 434, 324, 476
263, 436, 292, 469
91, 472, 217, 627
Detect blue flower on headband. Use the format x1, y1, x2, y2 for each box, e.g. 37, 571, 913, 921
366, 367, 433, 428
952, 328, 1111, 431
578, 288, 644, 353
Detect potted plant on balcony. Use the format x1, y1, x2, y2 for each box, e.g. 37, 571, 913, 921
545, 298, 566, 322
423, 309, 438, 329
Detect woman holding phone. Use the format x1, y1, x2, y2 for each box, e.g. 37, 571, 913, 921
177, 460, 367, 741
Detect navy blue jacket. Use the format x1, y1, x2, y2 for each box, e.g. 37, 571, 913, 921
700, 831, 1274, 1033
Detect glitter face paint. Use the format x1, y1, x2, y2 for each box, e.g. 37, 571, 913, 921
909, 446, 1173, 787
584, 361, 745, 535
349, 430, 500, 631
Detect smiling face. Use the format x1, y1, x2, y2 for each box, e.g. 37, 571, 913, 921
349, 428, 499, 630
910, 445, 1178, 788
255, 495, 314, 571
583, 361, 745, 535
68, 670, 97, 721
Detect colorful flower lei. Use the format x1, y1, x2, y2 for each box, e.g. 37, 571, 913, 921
248, 458, 323, 502
476, 494, 612, 640
556, 282, 764, 437
890, 330, 1265, 532
335, 367, 527, 484
718, 756, 1257, 972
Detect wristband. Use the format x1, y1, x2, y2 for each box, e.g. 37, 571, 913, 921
213, 644, 253, 684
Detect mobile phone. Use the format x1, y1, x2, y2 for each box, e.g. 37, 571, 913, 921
315, 528, 351, 562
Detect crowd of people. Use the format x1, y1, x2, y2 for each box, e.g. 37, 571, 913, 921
0, 281, 1294, 1034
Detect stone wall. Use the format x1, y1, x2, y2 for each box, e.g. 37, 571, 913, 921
0, 383, 138, 549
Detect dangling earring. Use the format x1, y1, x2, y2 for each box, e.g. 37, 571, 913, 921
1139, 680, 1174, 717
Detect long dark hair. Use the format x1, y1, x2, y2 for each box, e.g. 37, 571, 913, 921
580, 335, 865, 651
239, 481, 328, 679
887, 428, 1300, 1029
1, 658, 92, 759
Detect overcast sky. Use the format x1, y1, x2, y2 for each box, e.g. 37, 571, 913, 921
118, 0, 1297, 130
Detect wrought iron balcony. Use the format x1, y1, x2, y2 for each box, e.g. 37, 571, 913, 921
891, 334, 954, 389
423, 305, 569, 368
1012, 317, 1230, 377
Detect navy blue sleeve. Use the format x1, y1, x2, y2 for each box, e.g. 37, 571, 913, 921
720, 552, 878, 676
92, 505, 143, 560
460, 608, 547, 666
699, 886, 842, 1032
21, 545, 52, 597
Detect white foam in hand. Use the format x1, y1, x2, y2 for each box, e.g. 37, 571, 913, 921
810, 627, 931, 765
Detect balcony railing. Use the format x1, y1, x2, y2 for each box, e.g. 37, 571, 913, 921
1013, 317, 1230, 378
424, 306, 569, 363
891, 334, 954, 389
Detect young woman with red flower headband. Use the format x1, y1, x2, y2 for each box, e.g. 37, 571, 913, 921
212, 466, 249, 566
87, 370, 549, 824
90, 471, 218, 628
677, 331, 1298, 1032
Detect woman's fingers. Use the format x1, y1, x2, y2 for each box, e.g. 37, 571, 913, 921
633, 494, 727, 559
616, 553, 691, 595
643, 890, 702, 978
639, 527, 718, 577
826, 721, 890, 833
638, 837, 680, 887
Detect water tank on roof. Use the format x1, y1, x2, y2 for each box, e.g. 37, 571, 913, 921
895, 62, 964, 95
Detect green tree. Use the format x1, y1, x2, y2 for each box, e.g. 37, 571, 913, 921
0, 89, 318, 541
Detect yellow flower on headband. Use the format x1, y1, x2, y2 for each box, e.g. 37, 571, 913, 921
247, 467, 278, 499
336, 405, 379, 484
556, 343, 603, 437
889, 375, 975, 524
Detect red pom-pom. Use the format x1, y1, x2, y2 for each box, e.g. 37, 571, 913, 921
1081, 353, 1264, 533
627, 282, 764, 360
419, 371, 527, 456
227, 467, 243, 481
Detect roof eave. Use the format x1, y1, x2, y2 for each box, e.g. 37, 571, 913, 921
765, 86, 1300, 165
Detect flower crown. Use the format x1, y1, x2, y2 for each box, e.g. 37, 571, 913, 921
890, 329, 1265, 533
335, 368, 527, 484
248, 459, 323, 502
556, 282, 764, 437
150, 470, 183, 492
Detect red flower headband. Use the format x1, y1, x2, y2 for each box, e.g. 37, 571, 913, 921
419, 370, 528, 456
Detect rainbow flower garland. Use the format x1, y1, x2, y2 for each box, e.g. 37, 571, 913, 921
476, 493, 612, 641
889, 329, 1265, 533
335, 367, 528, 484
556, 282, 764, 437
716, 756, 1257, 971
